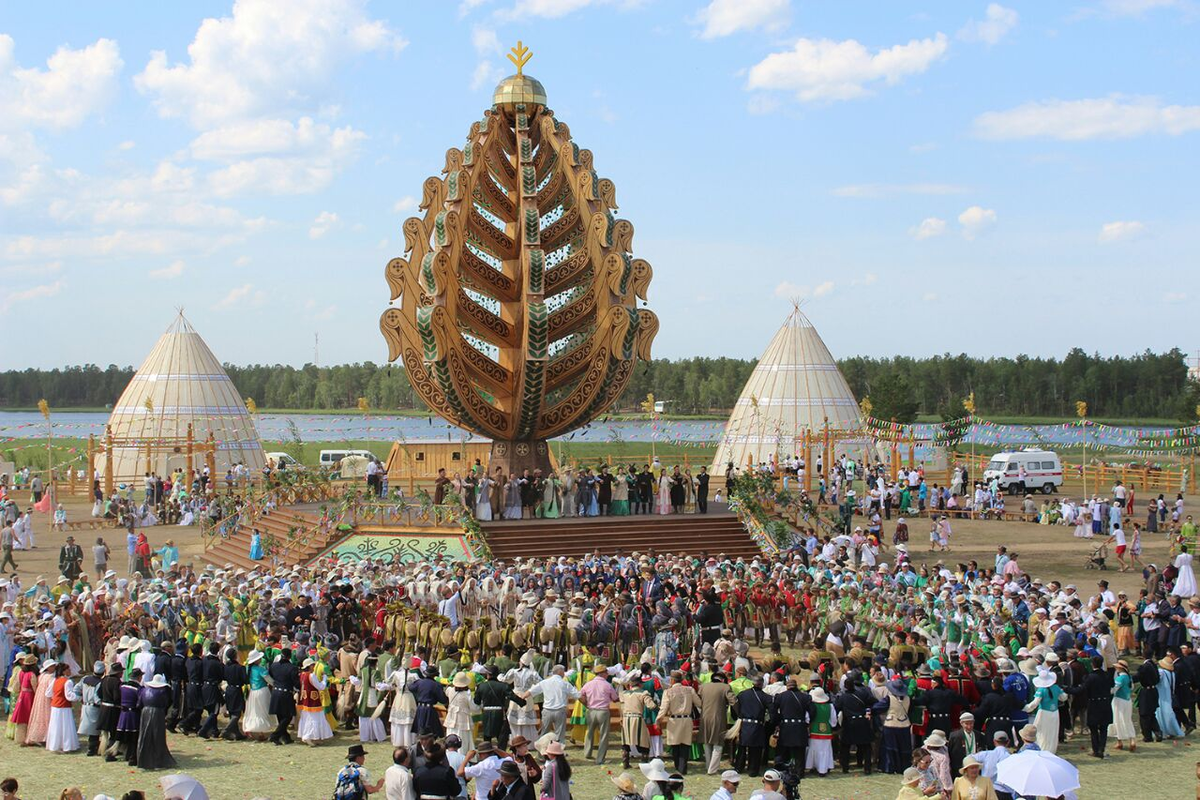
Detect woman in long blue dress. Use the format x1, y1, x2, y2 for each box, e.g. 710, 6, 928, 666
1156, 659, 1185, 737
248, 528, 263, 561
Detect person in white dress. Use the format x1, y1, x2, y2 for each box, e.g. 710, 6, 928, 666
444, 672, 479, 752
296, 658, 333, 745
504, 653, 541, 744
45, 662, 80, 753
475, 476, 493, 521
241, 650, 276, 737
1172, 546, 1197, 598
388, 664, 417, 747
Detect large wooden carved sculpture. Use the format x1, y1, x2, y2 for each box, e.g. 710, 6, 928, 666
381, 44, 659, 476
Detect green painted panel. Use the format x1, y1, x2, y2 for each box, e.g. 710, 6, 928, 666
316, 532, 473, 565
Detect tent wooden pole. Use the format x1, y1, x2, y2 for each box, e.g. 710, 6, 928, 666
104, 425, 114, 497
87, 434, 96, 496
186, 423, 194, 478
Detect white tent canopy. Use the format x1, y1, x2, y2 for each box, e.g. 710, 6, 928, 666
101, 313, 265, 481
711, 306, 864, 472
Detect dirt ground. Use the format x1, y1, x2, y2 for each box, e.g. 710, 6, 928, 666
1, 490, 1195, 798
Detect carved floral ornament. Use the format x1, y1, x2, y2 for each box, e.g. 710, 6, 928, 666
380, 45, 658, 444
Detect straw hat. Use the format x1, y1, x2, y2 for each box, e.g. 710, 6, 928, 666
611, 773, 638, 794
639, 758, 669, 781
924, 730, 948, 748
452, 672, 472, 689
246, 650, 264, 665
1018, 723, 1038, 743
544, 741, 565, 756
809, 686, 829, 703
960, 755, 982, 774
902, 767, 922, 786
145, 674, 169, 689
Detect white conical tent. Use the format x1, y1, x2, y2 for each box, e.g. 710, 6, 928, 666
711, 307, 863, 471
102, 313, 265, 481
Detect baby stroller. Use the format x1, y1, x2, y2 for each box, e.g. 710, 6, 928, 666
1085, 543, 1108, 570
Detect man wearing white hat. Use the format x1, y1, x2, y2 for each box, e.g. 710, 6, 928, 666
709, 770, 740, 800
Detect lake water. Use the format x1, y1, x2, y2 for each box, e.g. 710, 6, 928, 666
0, 410, 1172, 448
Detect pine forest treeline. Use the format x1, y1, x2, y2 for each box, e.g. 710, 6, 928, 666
0, 348, 1193, 421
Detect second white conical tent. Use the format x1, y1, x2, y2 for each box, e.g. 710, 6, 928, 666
711, 306, 864, 472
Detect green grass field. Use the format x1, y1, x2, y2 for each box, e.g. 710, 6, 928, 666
0, 721, 1194, 799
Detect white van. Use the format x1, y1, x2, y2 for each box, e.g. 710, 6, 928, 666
264, 452, 304, 470
983, 448, 1063, 494
318, 449, 375, 469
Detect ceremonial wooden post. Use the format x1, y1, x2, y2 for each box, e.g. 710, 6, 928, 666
908, 438, 915, 470
205, 433, 216, 481
802, 430, 812, 493
891, 441, 899, 477
186, 423, 195, 477
104, 425, 114, 497
87, 435, 95, 491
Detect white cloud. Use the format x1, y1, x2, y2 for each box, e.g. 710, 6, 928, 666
213, 283, 266, 310
149, 259, 186, 279
393, 196, 418, 214
958, 4, 1019, 44
470, 27, 505, 91
0, 277, 64, 312
851, 272, 878, 286
500, 0, 621, 20
1163, 291, 1187, 304
205, 126, 366, 196
695, 0, 789, 39
135, 0, 404, 128
958, 206, 996, 239
773, 279, 834, 299
1098, 220, 1146, 242
309, 210, 340, 239
974, 95, 1200, 140
910, 217, 947, 240
747, 33, 948, 103
1097, 0, 1190, 16
305, 299, 338, 321
235, 255, 251, 266
833, 182, 966, 198
922, 292, 939, 302
0, 35, 123, 130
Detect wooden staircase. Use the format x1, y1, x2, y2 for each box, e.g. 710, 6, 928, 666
203, 508, 764, 569
203, 508, 332, 571
481, 511, 761, 560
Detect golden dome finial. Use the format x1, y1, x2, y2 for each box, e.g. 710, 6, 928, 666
507, 41, 532, 75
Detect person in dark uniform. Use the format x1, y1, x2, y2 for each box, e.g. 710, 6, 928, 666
914, 675, 964, 745
269, 647, 299, 745
474, 664, 524, 748
975, 676, 1018, 749
835, 672, 874, 774
697, 592, 724, 646
181, 643, 205, 734
773, 677, 814, 778
196, 642, 225, 738
1136, 656, 1163, 742
669, 467, 685, 513
165, 639, 187, 733
636, 466, 653, 515
412, 665, 450, 737
98, 659, 124, 759
222, 647, 248, 740
1064, 656, 1115, 757
733, 676, 773, 777
696, 467, 710, 513
597, 466, 614, 516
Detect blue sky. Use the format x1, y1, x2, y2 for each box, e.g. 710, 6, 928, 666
2, 0, 1197, 369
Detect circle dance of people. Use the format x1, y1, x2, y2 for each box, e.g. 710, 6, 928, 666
1, 527, 1197, 800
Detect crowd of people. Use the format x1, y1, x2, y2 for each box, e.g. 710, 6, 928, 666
0, 460, 1197, 799
426, 461, 714, 521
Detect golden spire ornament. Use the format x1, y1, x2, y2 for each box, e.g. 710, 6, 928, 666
507, 41, 532, 75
